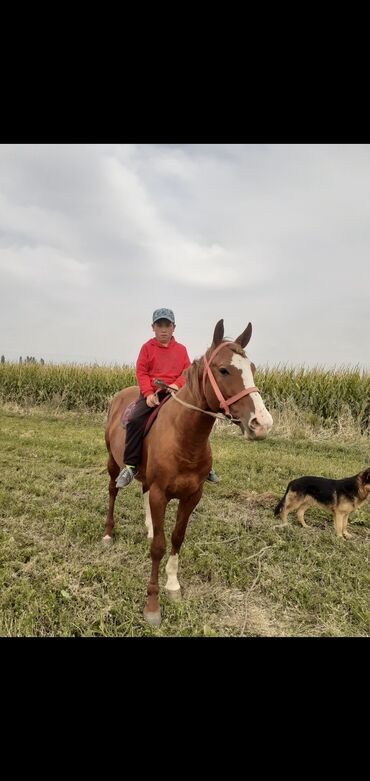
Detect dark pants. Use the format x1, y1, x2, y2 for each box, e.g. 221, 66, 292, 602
123, 393, 165, 467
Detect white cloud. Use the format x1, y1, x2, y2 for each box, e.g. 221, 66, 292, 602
0, 244, 89, 290
0, 144, 369, 367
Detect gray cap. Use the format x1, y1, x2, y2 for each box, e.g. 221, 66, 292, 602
152, 308, 175, 324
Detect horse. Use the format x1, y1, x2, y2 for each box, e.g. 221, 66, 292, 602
104, 319, 273, 626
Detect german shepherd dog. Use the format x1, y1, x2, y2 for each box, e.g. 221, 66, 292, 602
274, 468, 370, 539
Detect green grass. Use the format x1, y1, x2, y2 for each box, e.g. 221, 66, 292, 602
1, 406, 370, 636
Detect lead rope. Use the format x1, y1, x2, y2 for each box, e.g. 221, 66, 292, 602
168, 389, 241, 423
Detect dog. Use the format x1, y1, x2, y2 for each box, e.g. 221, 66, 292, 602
274, 468, 370, 539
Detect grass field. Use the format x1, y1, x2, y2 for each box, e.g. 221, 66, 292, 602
1, 403, 370, 637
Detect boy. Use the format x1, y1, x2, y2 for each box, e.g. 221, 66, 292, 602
116, 308, 219, 487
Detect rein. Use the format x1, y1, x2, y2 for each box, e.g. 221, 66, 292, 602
155, 379, 236, 421
154, 342, 258, 423
170, 391, 241, 422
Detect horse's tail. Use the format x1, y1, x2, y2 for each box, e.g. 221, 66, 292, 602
105, 399, 114, 450
274, 484, 290, 516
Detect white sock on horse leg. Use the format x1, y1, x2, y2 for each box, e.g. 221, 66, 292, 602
143, 491, 153, 539
165, 554, 180, 591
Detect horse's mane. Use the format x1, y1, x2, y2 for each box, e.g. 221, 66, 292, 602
183, 340, 246, 404
183, 358, 203, 405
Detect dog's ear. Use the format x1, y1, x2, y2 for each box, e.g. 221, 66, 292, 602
363, 468, 370, 485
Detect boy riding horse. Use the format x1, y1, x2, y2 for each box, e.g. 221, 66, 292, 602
116, 308, 219, 488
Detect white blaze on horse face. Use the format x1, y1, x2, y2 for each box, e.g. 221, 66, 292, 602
230, 353, 273, 430
143, 492, 153, 539
165, 554, 180, 592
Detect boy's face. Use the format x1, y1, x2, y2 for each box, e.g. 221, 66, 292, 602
152, 319, 175, 345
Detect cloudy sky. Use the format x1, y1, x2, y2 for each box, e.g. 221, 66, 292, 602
0, 143, 369, 368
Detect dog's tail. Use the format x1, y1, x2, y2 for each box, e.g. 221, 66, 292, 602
274, 485, 290, 516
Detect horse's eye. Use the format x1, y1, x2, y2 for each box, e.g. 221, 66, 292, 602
219, 367, 229, 376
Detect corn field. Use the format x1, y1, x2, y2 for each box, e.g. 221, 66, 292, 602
0, 362, 369, 426
257, 365, 370, 428
0, 363, 136, 411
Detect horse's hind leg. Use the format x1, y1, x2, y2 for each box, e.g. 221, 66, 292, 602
103, 452, 120, 545
165, 487, 203, 601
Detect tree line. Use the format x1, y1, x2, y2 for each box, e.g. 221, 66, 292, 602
1, 356, 45, 364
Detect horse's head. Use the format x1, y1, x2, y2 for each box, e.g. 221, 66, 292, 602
202, 319, 273, 440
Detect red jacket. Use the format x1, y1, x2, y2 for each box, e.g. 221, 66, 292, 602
136, 337, 191, 398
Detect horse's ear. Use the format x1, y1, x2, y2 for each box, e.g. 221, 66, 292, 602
235, 322, 252, 348
212, 319, 224, 347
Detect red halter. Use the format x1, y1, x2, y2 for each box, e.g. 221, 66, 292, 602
202, 341, 259, 418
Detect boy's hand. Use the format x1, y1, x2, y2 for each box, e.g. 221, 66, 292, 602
146, 393, 160, 407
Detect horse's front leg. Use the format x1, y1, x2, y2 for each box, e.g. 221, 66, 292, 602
144, 484, 168, 626
143, 490, 153, 539
165, 487, 203, 601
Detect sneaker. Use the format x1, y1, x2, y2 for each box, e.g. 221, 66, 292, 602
115, 465, 137, 488
206, 468, 220, 483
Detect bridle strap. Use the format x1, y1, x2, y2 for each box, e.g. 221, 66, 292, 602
202, 341, 259, 417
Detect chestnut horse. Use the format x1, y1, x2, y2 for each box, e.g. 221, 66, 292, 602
104, 319, 273, 625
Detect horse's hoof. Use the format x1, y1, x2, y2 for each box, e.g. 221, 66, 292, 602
166, 588, 182, 602
102, 535, 113, 546
143, 609, 161, 626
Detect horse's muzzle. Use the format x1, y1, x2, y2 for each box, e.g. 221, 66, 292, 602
239, 415, 273, 440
